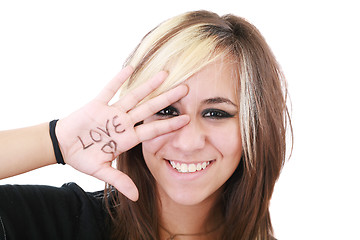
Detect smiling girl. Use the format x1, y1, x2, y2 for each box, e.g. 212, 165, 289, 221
0, 10, 291, 240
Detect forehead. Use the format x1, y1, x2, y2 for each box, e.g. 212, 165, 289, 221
184, 60, 238, 102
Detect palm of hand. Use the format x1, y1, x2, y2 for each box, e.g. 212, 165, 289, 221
54, 67, 189, 201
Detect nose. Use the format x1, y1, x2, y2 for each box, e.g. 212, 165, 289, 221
171, 118, 205, 152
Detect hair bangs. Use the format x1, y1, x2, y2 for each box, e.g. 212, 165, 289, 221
119, 22, 235, 105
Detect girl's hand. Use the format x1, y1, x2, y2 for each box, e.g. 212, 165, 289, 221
55, 66, 189, 201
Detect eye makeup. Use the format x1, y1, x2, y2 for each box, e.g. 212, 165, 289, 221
155, 106, 179, 118
156, 105, 236, 120
201, 108, 235, 119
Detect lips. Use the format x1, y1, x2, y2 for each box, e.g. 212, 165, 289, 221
167, 160, 213, 173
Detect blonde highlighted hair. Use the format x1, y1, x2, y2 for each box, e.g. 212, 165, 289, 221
119, 12, 234, 102
107, 10, 292, 240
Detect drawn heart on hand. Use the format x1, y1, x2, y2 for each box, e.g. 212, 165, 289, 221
101, 140, 117, 157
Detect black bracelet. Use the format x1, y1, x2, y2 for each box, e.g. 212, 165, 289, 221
49, 120, 66, 165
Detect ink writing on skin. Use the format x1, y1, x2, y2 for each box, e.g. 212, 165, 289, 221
78, 115, 125, 157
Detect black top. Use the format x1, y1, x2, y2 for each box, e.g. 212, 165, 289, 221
0, 183, 110, 240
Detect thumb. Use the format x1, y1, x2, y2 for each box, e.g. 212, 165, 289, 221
93, 165, 139, 201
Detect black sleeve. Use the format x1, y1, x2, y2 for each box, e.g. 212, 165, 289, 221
0, 183, 110, 240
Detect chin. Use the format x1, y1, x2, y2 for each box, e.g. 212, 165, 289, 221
159, 184, 222, 207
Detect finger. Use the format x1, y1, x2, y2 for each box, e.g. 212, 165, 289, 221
135, 115, 190, 142
96, 66, 134, 103
129, 84, 188, 123
114, 71, 167, 112
93, 165, 139, 201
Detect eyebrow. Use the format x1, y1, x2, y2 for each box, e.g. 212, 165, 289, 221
202, 97, 238, 107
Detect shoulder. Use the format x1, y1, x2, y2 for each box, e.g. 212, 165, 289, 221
0, 183, 110, 240
0, 182, 106, 218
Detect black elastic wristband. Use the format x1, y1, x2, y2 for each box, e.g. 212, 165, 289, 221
49, 120, 65, 165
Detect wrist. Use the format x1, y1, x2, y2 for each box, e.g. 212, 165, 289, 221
49, 120, 66, 165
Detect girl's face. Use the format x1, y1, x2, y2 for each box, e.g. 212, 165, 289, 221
142, 60, 242, 206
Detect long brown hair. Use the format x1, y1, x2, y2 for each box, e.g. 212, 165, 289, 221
106, 10, 292, 240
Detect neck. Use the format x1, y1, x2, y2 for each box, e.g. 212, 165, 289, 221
158, 188, 223, 240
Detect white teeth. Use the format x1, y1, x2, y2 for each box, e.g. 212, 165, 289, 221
188, 164, 196, 173
169, 160, 212, 173
202, 162, 207, 169
180, 163, 188, 173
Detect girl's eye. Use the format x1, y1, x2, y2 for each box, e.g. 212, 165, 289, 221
155, 106, 179, 117
202, 109, 235, 119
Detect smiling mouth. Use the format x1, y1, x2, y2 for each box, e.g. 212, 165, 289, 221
168, 160, 213, 173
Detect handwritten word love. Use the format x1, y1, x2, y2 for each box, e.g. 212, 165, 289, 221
77, 115, 125, 157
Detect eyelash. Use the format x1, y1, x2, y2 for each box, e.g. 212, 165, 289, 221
156, 106, 179, 117
155, 106, 235, 119
202, 108, 235, 119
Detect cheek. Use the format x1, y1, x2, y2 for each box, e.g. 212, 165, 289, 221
142, 133, 169, 156
142, 134, 171, 180
210, 123, 242, 158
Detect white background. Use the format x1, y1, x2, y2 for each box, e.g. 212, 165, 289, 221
1, 1, 359, 239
